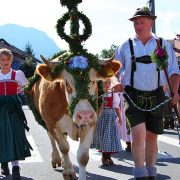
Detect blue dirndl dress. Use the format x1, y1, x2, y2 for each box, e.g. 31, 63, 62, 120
91, 93, 122, 153
0, 70, 32, 163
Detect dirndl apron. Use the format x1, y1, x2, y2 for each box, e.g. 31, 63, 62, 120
0, 70, 32, 163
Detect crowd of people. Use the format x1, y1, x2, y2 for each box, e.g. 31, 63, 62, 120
0, 6, 179, 180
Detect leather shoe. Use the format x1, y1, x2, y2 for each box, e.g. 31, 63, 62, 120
1, 162, 10, 176
12, 166, 21, 180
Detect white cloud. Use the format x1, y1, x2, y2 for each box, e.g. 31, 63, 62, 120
157, 10, 180, 39
0, 0, 179, 54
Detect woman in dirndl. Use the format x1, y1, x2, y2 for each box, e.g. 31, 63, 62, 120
92, 78, 122, 166
0, 48, 32, 180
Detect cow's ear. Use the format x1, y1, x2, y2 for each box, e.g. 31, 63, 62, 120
36, 64, 54, 81
98, 60, 121, 78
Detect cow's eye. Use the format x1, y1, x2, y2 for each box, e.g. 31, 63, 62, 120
65, 81, 73, 94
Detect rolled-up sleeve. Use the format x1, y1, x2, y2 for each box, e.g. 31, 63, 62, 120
16, 70, 28, 86
166, 41, 180, 77
113, 93, 120, 108
115, 45, 125, 76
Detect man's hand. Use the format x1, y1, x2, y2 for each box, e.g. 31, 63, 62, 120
172, 92, 180, 105
112, 84, 124, 92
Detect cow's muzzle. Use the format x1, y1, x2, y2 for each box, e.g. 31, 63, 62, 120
75, 111, 95, 125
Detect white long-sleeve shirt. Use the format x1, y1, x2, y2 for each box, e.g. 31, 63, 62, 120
115, 34, 180, 91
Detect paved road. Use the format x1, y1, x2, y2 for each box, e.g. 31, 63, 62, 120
0, 106, 180, 180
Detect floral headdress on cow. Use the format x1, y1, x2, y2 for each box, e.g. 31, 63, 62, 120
25, 0, 120, 119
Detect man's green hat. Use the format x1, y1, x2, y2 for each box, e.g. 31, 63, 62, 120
129, 6, 157, 21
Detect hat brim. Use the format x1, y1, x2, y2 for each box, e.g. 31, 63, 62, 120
129, 15, 157, 21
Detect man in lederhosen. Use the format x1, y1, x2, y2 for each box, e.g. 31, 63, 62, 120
114, 7, 180, 180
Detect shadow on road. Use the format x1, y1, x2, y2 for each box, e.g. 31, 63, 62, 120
55, 165, 117, 180
128, 173, 171, 180
157, 157, 180, 166
52, 155, 178, 180
0, 176, 33, 180
100, 164, 133, 176
112, 151, 133, 162
86, 172, 117, 180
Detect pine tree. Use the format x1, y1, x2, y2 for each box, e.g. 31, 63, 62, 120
25, 42, 35, 56
20, 42, 36, 78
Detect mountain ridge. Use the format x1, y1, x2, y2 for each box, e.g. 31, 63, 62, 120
0, 23, 60, 58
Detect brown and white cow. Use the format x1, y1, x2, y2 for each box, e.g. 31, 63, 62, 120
30, 54, 121, 180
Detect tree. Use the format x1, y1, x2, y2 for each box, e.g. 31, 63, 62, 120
25, 42, 35, 56
20, 42, 36, 78
20, 57, 36, 78
99, 44, 117, 58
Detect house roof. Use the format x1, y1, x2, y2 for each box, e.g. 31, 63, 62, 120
174, 39, 180, 57
0, 38, 41, 63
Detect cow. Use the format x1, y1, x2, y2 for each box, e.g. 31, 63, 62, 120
29, 54, 121, 180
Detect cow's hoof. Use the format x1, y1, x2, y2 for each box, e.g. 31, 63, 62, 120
51, 160, 61, 168
63, 172, 77, 180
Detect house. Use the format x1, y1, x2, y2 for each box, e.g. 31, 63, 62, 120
168, 34, 180, 65
0, 38, 41, 70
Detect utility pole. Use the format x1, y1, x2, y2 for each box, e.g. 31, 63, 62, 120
148, 0, 156, 33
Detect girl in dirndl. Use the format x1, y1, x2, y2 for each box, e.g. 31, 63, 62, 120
91, 78, 122, 166
0, 48, 32, 180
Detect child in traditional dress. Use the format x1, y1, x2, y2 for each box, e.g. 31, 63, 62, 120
92, 78, 122, 165
0, 49, 32, 180
118, 73, 132, 151
118, 92, 132, 151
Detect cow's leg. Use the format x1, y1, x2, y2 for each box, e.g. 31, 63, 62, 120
47, 132, 62, 168
77, 126, 94, 180
54, 128, 77, 180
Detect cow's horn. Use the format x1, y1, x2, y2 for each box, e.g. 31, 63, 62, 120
97, 53, 115, 65
40, 55, 59, 67
40, 55, 51, 66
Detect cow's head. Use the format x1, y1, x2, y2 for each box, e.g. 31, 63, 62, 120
36, 52, 121, 126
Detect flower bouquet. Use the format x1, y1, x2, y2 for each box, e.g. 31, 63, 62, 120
151, 45, 168, 70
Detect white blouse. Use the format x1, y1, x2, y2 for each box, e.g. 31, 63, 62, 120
0, 69, 27, 87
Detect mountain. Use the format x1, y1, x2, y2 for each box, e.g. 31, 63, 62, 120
0, 24, 60, 59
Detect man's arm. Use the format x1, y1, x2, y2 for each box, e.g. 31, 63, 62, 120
170, 74, 180, 104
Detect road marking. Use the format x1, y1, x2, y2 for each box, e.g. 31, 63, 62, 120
158, 135, 180, 147
68, 138, 129, 161
20, 135, 44, 163
157, 150, 175, 159
21, 134, 178, 163
68, 136, 178, 161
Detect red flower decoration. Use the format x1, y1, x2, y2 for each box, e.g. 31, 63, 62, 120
155, 48, 166, 57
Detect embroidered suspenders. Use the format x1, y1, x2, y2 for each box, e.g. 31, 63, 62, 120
129, 38, 162, 88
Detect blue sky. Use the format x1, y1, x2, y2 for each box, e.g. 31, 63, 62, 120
0, 0, 179, 54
